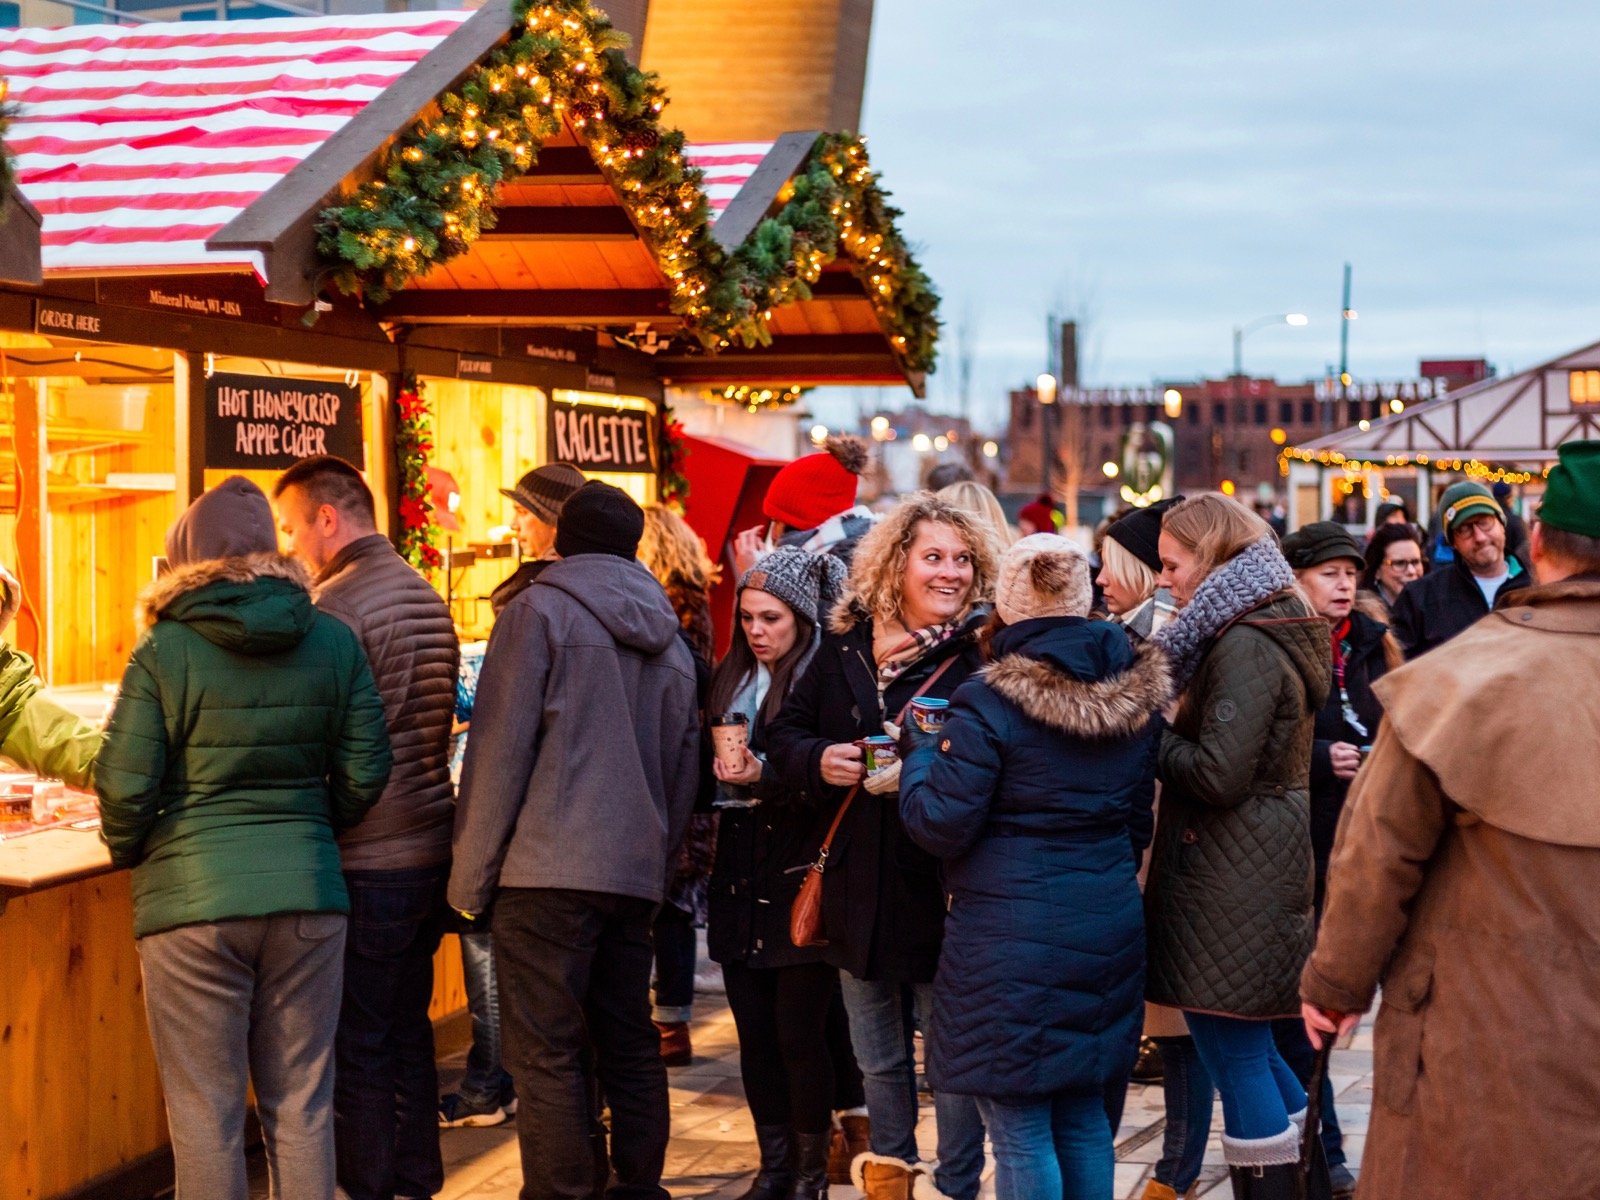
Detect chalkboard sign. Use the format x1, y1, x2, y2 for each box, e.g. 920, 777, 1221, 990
547, 402, 657, 474
205, 372, 364, 469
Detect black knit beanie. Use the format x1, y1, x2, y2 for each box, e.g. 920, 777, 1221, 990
1105, 496, 1183, 574
555, 481, 645, 560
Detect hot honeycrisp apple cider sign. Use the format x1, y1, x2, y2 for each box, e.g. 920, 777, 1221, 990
205, 372, 365, 469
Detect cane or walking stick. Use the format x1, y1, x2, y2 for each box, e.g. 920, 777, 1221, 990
1298, 1029, 1338, 1200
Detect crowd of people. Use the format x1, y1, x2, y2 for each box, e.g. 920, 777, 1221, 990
0, 434, 1597, 1200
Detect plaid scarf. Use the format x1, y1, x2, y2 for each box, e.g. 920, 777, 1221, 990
875, 620, 961, 714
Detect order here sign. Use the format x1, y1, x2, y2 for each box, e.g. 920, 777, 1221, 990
548, 401, 657, 474
205, 372, 365, 470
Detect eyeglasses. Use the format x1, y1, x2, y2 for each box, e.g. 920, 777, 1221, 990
1384, 557, 1424, 570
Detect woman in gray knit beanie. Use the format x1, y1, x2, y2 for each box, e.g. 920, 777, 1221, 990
704, 546, 858, 1199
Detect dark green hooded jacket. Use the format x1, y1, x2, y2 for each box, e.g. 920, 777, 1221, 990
96, 554, 392, 938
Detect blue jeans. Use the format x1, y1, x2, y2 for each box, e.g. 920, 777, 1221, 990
1183, 1012, 1305, 1140
1153, 1037, 1213, 1193
975, 1091, 1112, 1200
839, 975, 986, 1200
335, 865, 449, 1200
457, 929, 514, 1108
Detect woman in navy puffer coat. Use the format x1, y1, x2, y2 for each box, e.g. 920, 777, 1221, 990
900, 534, 1172, 1200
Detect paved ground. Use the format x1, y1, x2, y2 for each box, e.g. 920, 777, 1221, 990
427, 979, 1374, 1200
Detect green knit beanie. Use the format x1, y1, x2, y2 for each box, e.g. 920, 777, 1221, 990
1538, 441, 1600, 538
1438, 480, 1502, 539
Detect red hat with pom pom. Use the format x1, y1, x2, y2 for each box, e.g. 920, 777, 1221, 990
764, 434, 871, 529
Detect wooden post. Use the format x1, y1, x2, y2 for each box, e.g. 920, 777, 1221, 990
12, 375, 48, 677
173, 352, 206, 507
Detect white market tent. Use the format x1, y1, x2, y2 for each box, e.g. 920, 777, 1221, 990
1283, 337, 1600, 528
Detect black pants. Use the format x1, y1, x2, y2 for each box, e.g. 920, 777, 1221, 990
723, 960, 842, 1135
827, 987, 867, 1111
335, 865, 448, 1200
651, 903, 697, 1017
493, 888, 670, 1200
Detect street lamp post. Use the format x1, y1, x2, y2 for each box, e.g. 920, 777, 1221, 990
1232, 312, 1309, 377
1036, 372, 1057, 498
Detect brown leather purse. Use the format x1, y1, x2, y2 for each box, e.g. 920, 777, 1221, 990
789, 657, 958, 948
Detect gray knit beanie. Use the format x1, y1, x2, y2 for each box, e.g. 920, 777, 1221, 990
738, 547, 846, 628
166, 475, 278, 567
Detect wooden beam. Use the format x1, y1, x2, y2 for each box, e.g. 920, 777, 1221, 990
375, 288, 675, 323
207, 0, 515, 306
518, 146, 607, 184
710, 130, 820, 253
0, 183, 42, 288
480, 207, 638, 241
655, 334, 890, 363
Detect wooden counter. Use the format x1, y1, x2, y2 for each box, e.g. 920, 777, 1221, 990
0, 842, 467, 1199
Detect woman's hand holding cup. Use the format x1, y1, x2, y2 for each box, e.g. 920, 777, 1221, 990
821, 742, 866, 787
714, 746, 764, 787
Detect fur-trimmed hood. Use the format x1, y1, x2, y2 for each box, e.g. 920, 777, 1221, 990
982, 621, 1173, 739
138, 552, 317, 655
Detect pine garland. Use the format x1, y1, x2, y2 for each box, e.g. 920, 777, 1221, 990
395, 375, 443, 572
659, 403, 690, 512
313, 3, 939, 373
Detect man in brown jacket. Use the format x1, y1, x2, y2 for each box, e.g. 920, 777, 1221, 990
275, 455, 460, 1200
1302, 440, 1600, 1199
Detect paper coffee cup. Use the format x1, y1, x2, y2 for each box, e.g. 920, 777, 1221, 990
710, 713, 749, 772
857, 735, 897, 775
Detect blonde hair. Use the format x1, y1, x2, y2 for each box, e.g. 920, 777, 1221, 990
837, 492, 998, 627
1098, 537, 1159, 609
937, 480, 1015, 549
638, 505, 719, 591
1160, 493, 1272, 582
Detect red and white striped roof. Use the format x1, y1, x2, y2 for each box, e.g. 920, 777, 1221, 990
685, 141, 774, 220
0, 11, 473, 280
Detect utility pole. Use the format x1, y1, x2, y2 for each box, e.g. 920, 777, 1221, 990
1041, 311, 1057, 501
1059, 320, 1081, 530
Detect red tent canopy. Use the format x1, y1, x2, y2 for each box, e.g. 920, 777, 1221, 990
681, 432, 790, 656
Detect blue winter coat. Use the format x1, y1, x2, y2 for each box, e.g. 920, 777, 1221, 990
899, 617, 1172, 1101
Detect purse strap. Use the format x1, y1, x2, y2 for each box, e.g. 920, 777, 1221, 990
812, 655, 961, 870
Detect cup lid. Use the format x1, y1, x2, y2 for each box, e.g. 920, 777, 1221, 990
711, 712, 748, 725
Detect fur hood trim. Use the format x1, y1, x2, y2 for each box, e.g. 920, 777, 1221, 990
138, 552, 311, 628
981, 638, 1173, 739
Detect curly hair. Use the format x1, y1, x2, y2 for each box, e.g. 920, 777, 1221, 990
834, 492, 999, 630
638, 505, 719, 592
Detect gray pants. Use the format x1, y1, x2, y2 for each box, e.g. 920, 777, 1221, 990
137, 912, 347, 1200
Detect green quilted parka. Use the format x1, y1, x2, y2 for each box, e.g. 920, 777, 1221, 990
96, 554, 392, 938
1145, 591, 1332, 1017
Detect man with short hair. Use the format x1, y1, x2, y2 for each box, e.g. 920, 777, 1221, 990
1301, 439, 1600, 1198
273, 455, 459, 1200
1389, 480, 1530, 657
450, 481, 700, 1200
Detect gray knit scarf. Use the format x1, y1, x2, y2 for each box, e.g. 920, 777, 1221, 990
1153, 535, 1296, 689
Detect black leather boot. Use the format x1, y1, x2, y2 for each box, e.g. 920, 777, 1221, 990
737, 1124, 794, 1200
787, 1129, 831, 1199
1227, 1162, 1301, 1199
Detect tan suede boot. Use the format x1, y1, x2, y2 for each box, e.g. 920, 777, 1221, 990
1139, 1182, 1198, 1200
827, 1114, 870, 1184
851, 1153, 913, 1200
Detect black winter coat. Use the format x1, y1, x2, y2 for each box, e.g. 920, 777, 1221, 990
899, 618, 1170, 1100
1308, 608, 1393, 875
766, 607, 986, 982
1390, 555, 1531, 659
706, 696, 833, 969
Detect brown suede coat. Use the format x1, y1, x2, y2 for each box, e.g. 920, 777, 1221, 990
1302, 576, 1600, 1200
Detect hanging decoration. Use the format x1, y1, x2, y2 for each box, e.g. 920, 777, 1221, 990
703, 384, 808, 412
316, 0, 724, 316
1278, 444, 1542, 486
395, 375, 444, 572
658, 403, 691, 513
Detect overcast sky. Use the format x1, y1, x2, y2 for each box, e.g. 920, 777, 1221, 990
813, 0, 1600, 430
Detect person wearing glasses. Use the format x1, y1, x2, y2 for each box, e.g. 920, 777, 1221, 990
1360, 524, 1427, 617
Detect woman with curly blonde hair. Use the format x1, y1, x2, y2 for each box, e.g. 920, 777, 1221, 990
768, 493, 996, 1200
